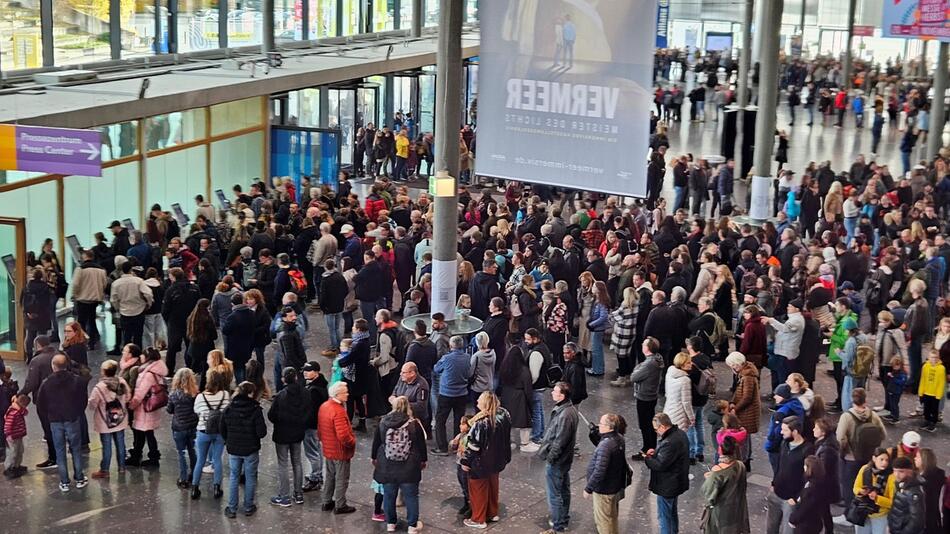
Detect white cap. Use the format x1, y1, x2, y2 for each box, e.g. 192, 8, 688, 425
902, 431, 921, 448
341, 224, 354, 234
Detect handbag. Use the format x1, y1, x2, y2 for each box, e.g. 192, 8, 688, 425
142, 370, 169, 413
844, 495, 879, 527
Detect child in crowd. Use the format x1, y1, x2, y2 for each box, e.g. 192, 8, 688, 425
4, 394, 30, 478
371, 478, 385, 522
918, 349, 946, 433
451, 415, 472, 517
167, 368, 200, 489
706, 400, 728, 461
716, 413, 748, 464
0, 366, 18, 465
331, 338, 351, 388
456, 294, 472, 314
883, 356, 908, 424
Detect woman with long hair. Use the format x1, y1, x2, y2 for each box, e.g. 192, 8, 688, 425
190, 367, 232, 500
168, 367, 199, 489
186, 298, 217, 382
244, 359, 271, 401
457, 261, 476, 298
586, 281, 611, 377
244, 288, 271, 367
851, 448, 896, 534
459, 391, 512, 529
609, 287, 638, 386
372, 396, 428, 532
513, 274, 540, 334
62, 321, 89, 368
127, 347, 168, 467
576, 271, 596, 361
712, 265, 736, 359
787, 455, 826, 534
204, 349, 235, 391
915, 448, 945, 534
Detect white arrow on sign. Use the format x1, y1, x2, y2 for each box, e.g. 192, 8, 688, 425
79, 142, 100, 161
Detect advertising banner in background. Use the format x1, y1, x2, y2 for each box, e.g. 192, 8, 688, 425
882, 0, 950, 41
656, 0, 670, 49
477, 0, 657, 197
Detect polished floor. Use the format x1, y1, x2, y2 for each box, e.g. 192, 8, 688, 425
2, 104, 948, 533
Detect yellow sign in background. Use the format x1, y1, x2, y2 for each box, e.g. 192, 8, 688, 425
0, 125, 17, 170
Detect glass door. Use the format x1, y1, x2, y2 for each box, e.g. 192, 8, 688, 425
419, 73, 436, 134
0, 217, 26, 361
357, 87, 379, 129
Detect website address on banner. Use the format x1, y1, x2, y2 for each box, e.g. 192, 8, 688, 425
512, 157, 604, 174
504, 125, 617, 143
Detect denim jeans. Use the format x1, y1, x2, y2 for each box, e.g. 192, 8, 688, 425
530, 389, 545, 443
173, 429, 197, 482
99, 430, 126, 471
360, 298, 385, 341
686, 405, 705, 458
545, 462, 572, 531
51, 419, 83, 485
383, 482, 420, 527
590, 331, 605, 375
228, 452, 259, 512
656, 494, 679, 534
325, 313, 342, 351
843, 216, 858, 247
855, 516, 888, 534
303, 431, 324, 483
673, 186, 687, 212
275, 441, 303, 498
885, 392, 901, 420
191, 431, 225, 486
901, 151, 912, 176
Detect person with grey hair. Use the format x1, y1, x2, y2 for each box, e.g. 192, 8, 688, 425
307, 222, 338, 304
236, 246, 258, 290
469, 332, 496, 400
431, 335, 472, 455
317, 380, 356, 514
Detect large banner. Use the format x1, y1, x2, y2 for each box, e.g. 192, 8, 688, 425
656, 0, 670, 49
881, 0, 950, 41
477, 0, 657, 197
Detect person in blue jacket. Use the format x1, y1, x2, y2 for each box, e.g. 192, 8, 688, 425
586, 281, 611, 377
764, 383, 804, 476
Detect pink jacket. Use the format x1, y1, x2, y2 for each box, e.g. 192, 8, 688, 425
716, 427, 748, 453
129, 360, 168, 431
87, 378, 131, 434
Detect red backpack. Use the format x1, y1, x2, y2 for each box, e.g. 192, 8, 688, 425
287, 269, 308, 296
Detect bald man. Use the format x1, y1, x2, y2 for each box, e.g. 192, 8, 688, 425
36, 353, 91, 491
391, 362, 430, 425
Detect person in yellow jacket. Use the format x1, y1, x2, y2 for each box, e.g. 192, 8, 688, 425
852, 448, 896, 533
917, 349, 947, 432
393, 128, 410, 181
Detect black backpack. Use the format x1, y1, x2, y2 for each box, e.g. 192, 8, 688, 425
202, 393, 226, 435
383, 328, 409, 364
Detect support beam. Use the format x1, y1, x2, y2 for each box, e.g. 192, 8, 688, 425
927, 42, 948, 159
319, 87, 331, 128
218, 0, 228, 48
40, 0, 53, 67
411, 0, 424, 37
735, 0, 754, 204
841, 0, 857, 89
110, 0, 121, 59
919, 41, 929, 78
431, 0, 463, 320
384, 75, 395, 128
750, 0, 783, 221
799, 0, 806, 35
263, 0, 276, 54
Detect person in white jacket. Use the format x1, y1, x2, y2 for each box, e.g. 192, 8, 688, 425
663, 352, 694, 431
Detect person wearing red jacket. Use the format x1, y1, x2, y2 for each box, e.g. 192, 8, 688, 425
3, 394, 30, 477
318, 382, 357, 514
834, 89, 848, 128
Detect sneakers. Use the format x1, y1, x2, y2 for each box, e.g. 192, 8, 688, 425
429, 448, 450, 456
520, 442, 541, 453
4, 466, 26, 479
489, 516, 500, 523
335, 505, 357, 514
925, 424, 937, 433
372, 512, 387, 522
202, 464, 214, 474
91, 470, 110, 479
408, 521, 424, 534
36, 460, 57, 469
609, 377, 630, 387
293, 493, 304, 505
244, 505, 258, 516
75, 477, 89, 489
387, 524, 397, 532
832, 515, 853, 527
302, 479, 322, 492
270, 496, 292, 507
224, 507, 237, 519
464, 519, 487, 529
872, 405, 886, 412
59, 482, 70, 492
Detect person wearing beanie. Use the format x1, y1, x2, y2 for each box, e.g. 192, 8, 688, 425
837, 315, 867, 412
763, 384, 805, 477
762, 299, 805, 392
887, 455, 925, 534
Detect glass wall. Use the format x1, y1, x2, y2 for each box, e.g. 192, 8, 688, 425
310, 0, 338, 38
146, 146, 208, 217
341, 0, 360, 34
0, 181, 60, 259
100, 121, 139, 161
144, 109, 208, 151
228, 0, 263, 47
53, 0, 112, 65
178, 0, 218, 52
211, 131, 265, 197
1, 9, 43, 71
211, 98, 263, 135
122, 0, 159, 57
0, 222, 18, 353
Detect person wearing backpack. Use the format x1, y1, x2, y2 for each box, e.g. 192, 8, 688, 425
190, 368, 231, 500
371, 395, 428, 534
835, 387, 887, 524
373, 310, 403, 398
685, 336, 713, 464
127, 347, 168, 468
220, 381, 267, 518
838, 317, 872, 412
268, 367, 311, 507
87, 359, 130, 479
520, 328, 558, 453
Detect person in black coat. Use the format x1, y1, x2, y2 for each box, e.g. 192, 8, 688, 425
255, 251, 280, 315
293, 222, 319, 301
644, 412, 690, 532
797, 313, 822, 384
392, 231, 415, 299
480, 299, 509, 374
787, 456, 826, 534
562, 343, 588, 405
301, 361, 329, 491
371, 398, 428, 530
267, 368, 311, 504
162, 267, 200, 374
469, 262, 502, 320
220, 381, 267, 516
21, 269, 53, 357
222, 296, 256, 380
813, 418, 840, 533
799, 181, 821, 239
318, 259, 349, 355
339, 320, 388, 429
354, 252, 391, 340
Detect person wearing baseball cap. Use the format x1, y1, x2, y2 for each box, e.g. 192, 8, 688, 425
340, 224, 363, 269
762, 298, 805, 389
301, 361, 328, 493
108, 220, 131, 256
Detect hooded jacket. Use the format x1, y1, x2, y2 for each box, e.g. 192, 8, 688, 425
221, 393, 267, 456
469, 349, 496, 393
87, 377, 131, 434
268, 381, 310, 444
222, 304, 256, 366
406, 337, 438, 385
71, 260, 108, 303
370, 411, 428, 484
319, 269, 348, 314
764, 397, 805, 453
469, 271, 502, 320
630, 353, 664, 402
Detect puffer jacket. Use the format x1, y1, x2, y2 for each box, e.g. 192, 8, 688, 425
166, 389, 199, 432
370, 411, 428, 484
221, 393, 267, 456
630, 353, 664, 401
317, 398, 356, 461
731, 362, 760, 432
764, 398, 805, 453
585, 430, 628, 495
469, 349, 496, 394
267, 381, 310, 444
87, 377, 131, 434
690, 262, 718, 304
460, 407, 513, 479
887, 477, 926, 534
663, 366, 694, 430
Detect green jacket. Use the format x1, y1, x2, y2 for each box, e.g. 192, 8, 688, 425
828, 311, 857, 363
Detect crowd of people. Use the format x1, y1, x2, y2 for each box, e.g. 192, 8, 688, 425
1, 48, 950, 533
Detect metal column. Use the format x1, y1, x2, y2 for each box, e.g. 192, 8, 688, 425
40, 0, 53, 67
799, 0, 806, 34
319, 88, 331, 128
263, 0, 275, 54
218, 0, 228, 48
841, 0, 857, 89
109, 0, 121, 59
750, 0, 783, 221
431, 0, 463, 320
919, 41, 929, 78
735, 0, 754, 205
411, 0, 424, 37
384, 75, 395, 128
927, 42, 948, 159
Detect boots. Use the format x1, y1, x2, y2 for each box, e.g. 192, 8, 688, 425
191, 486, 202, 500
213, 484, 223, 499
